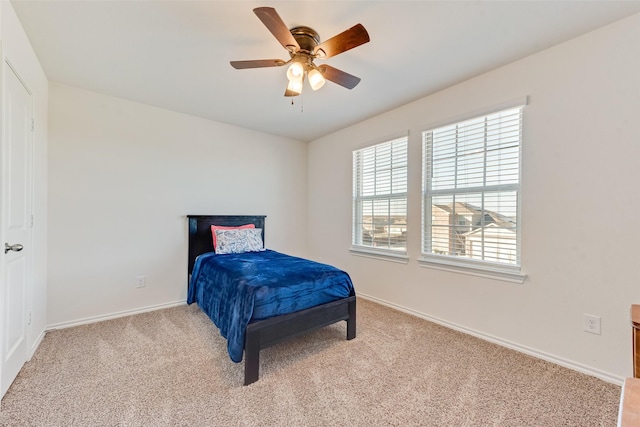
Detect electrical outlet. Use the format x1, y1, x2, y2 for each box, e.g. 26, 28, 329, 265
135, 276, 146, 288
583, 314, 601, 335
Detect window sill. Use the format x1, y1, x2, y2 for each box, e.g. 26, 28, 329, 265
350, 247, 409, 264
418, 255, 526, 284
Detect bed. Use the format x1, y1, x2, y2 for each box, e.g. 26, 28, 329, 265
186, 215, 356, 385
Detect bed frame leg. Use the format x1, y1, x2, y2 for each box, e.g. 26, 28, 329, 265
244, 330, 260, 386
347, 298, 356, 340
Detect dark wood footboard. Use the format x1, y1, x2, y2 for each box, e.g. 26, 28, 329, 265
244, 294, 356, 385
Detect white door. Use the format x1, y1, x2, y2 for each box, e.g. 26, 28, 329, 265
1, 62, 33, 397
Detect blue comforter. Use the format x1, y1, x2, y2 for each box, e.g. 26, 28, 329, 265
187, 250, 354, 363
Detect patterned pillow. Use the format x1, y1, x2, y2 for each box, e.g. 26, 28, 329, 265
215, 228, 265, 254
211, 224, 255, 250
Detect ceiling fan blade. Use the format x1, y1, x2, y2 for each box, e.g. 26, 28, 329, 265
253, 7, 300, 53
314, 24, 370, 58
319, 65, 361, 89
230, 59, 285, 69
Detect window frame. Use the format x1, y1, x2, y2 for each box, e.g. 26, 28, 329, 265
351, 135, 409, 262
419, 99, 527, 283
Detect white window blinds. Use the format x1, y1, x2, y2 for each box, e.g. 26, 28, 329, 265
422, 106, 523, 266
353, 136, 408, 253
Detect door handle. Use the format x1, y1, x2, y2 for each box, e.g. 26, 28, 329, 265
5, 243, 23, 254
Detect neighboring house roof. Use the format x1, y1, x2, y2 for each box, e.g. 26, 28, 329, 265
464, 222, 516, 238
433, 202, 515, 227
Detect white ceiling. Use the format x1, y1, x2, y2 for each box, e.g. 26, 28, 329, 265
11, 1, 640, 142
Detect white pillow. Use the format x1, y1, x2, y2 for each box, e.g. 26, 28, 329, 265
215, 228, 265, 254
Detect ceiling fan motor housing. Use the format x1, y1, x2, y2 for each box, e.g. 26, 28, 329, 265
288, 27, 322, 73
290, 26, 321, 54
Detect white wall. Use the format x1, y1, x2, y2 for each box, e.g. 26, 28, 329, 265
47, 83, 308, 327
308, 13, 640, 383
0, 1, 48, 358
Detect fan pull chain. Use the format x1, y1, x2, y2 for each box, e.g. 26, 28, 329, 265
290, 96, 304, 114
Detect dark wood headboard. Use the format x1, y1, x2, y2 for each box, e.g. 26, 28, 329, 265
187, 215, 266, 275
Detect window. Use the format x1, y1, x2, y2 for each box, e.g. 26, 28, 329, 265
352, 136, 408, 254
422, 105, 524, 279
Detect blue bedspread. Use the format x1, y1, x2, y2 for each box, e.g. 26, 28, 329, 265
187, 250, 354, 363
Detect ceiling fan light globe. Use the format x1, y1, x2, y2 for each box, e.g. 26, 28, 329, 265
287, 78, 303, 96
286, 62, 304, 81
308, 69, 326, 90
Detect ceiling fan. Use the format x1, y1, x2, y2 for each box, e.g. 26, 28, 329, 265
230, 7, 370, 97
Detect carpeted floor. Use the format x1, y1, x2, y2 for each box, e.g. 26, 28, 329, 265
0, 298, 621, 426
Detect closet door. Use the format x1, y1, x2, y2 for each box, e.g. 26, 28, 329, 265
1, 61, 33, 398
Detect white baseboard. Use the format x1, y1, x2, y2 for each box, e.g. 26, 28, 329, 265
357, 293, 624, 386
46, 300, 187, 331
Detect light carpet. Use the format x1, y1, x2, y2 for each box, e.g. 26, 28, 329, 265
0, 298, 621, 426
